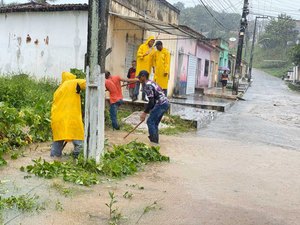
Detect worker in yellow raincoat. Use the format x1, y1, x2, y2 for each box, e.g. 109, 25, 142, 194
50, 72, 86, 158
153, 41, 170, 96
133, 36, 156, 101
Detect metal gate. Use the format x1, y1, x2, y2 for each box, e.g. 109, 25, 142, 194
186, 55, 197, 95
123, 42, 138, 99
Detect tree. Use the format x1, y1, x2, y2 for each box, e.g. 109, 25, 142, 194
173, 1, 240, 39
289, 44, 300, 66
259, 14, 299, 48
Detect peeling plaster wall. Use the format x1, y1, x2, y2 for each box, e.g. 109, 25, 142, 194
0, 11, 88, 79
112, 0, 179, 24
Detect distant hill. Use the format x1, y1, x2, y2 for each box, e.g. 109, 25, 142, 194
173, 2, 241, 41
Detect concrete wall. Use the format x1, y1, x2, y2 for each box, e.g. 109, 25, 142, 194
0, 1, 180, 91
289, 66, 300, 82
219, 40, 229, 67
210, 49, 220, 87
196, 43, 212, 88
112, 0, 179, 24
0, 11, 88, 79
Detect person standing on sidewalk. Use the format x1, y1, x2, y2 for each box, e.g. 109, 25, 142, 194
153, 41, 170, 96
50, 71, 86, 159
221, 70, 229, 94
138, 70, 169, 144
127, 60, 136, 101
133, 36, 156, 101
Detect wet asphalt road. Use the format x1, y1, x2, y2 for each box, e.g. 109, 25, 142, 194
199, 69, 300, 151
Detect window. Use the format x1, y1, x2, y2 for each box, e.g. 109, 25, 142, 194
204, 60, 209, 77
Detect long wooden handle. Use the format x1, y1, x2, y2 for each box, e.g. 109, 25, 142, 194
123, 120, 144, 139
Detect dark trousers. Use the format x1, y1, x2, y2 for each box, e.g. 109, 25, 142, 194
134, 82, 145, 100
147, 102, 169, 143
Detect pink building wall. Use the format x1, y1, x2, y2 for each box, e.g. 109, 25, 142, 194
196, 43, 212, 88
174, 39, 197, 95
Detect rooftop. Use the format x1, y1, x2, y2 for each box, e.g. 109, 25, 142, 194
0, 0, 179, 14
0, 2, 88, 13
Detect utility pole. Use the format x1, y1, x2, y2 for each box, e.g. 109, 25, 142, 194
232, 0, 249, 95
244, 27, 249, 80
84, 0, 109, 163
248, 16, 269, 82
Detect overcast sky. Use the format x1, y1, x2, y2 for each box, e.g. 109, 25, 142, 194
4, 0, 300, 20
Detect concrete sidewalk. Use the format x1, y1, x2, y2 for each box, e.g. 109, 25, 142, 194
204, 81, 250, 100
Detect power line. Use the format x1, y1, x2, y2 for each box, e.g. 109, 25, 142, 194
197, 0, 231, 30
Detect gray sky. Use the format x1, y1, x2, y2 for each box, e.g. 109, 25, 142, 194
167, 0, 300, 20
4, 0, 300, 20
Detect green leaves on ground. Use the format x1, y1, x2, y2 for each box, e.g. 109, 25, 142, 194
0, 194, 43, 212
21, 141, 170, 186
100, 141, 169, 177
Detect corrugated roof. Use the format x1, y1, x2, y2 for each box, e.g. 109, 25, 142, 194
0, 2, 88, 13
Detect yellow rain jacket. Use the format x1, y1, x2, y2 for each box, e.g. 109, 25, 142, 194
51, 72, 86, 141
153, 47, 170, 89
136, 36, 156, 76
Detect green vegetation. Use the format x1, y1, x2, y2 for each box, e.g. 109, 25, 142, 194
105, 107, 134, 132
173, 2, 240, 40
160, 115, 196, 135
136, 200, 162, 224
123, 191, 133, 199
105, 191, 122, 225
55, 200, 64, 212
0, 70, 194, 167
50, 182, 73, 197
0, 194, 43, 212
288, 83, 300, 92
253, 14, 298, 78
0, 75, 57, 166
21, 141, 169, 186
289, 44, 300, 66
260, 66, 291, 78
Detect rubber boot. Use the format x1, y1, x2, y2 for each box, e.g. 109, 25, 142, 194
148, 134, 159, 144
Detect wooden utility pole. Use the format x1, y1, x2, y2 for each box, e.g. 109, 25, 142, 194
248, 16, 269, 82
84, 0, 109, 163
232, 0, 249, 95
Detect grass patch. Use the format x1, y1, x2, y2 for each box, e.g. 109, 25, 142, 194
259, 67, 290, 78
50, 182, 74, 197
21, 141, 169, 186
0, 194, 44, 212
288, 82, 300, 92
0, 75, 57, 166
105, 107, 134, 132
160, 115, 196, 135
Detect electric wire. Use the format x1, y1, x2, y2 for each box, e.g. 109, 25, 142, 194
197, 0, 231, 30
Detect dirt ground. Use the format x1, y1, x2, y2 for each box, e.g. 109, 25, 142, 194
1, 130, 300, 225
